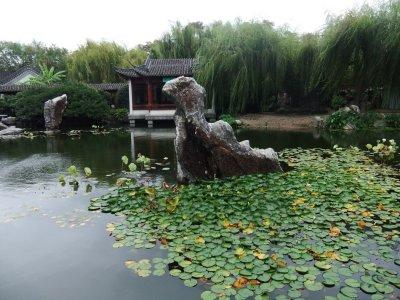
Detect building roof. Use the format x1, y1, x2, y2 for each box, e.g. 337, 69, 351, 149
115, 58, 196, 79
0, 82, 127, 94
0, 66, 39, 85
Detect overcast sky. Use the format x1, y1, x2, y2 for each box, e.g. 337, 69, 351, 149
1, 0, 378, 51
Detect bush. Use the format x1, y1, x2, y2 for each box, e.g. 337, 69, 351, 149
11, 82, 110, 127
362, 111, 381, 128
326, 110, 383, 130
384, 114, 400, 128
330, 95, 347, 110
0, 96, 15, 116
110, 108, 128, 123
325, 110, 363, 130
219, 114, 240, 128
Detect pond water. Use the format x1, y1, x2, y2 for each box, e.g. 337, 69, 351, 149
0, 127, 399, 300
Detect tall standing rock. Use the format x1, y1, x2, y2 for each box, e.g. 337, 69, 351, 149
163, 76, 282, 183
44, 94, 68, 132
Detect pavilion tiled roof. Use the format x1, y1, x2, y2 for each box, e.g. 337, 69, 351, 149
115, 58, 196, 79
0, 66, 39, 85
0, 82, 127, 94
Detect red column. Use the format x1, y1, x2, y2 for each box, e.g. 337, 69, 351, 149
147, 81, 154, 109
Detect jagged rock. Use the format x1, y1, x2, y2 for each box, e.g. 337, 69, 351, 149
349, 105, 360, 114
341, 105, 360, 114
163, 76, 282, 183
343, 123, 356, 130
0, 122, 7, 130
44, 94, 68, 131
313, 116, 325, 128
1, 116, 16, 126
0, 126, 23, 136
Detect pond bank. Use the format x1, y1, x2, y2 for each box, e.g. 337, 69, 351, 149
238, 113, 327, 130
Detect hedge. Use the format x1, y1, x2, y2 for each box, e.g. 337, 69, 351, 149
11, 82, 110, 127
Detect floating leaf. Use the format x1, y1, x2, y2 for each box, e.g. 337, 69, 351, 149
195, 236, 205, 244
329, 226, 341, 237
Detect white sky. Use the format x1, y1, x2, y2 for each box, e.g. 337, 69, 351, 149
1, 0, 378, 51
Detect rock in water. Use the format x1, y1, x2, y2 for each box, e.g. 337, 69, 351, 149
0, 126, 23, 136
0, 122, 8, 130
163, 76, 282, 183
44, 94, 68, 131
1, 116, 16, 126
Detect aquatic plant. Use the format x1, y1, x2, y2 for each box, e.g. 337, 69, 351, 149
90, 147, 400, 299
366, 139, 398, 163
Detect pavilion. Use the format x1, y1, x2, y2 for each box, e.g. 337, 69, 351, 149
115, 57, 215, 127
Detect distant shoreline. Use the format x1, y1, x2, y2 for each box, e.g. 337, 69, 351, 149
238, 113, 326, 130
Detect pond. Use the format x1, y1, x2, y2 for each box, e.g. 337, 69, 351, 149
0, 127, 399, 300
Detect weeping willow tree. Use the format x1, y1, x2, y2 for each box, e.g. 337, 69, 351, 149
377, 1, 400, 108
122, 47, 148, 67
315, 1, 400, 108
196, 21, 290, 114
151, 22, 204, 58
295, 34, 320, 98
67, 41, 127, 83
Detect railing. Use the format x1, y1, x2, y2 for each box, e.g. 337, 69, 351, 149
132, 103, 176, 110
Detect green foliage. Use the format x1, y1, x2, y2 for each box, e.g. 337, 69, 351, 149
384, 114, 400, 128
67, 41, 126, 83
196, 21, 322, 114
122, 48, 147, 67
0, 41, 68, 72
362, 111, 381, 128
28, 63, 66, 85
110, 108, 128, 123
0, 96, 15, 115
325, 110, 362, 130
325, 110, 381, 130
315, 2, 400, 104
331, 95, 347, 110
90, 147, 400, 299
151, 22, 204, 58
11, 82, 110, 127
218, 114, 237, 127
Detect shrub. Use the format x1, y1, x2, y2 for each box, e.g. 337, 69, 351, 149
330, 95, 347, 110
219, 114, 240, 128
0, 96, 15, 116
384, 114, 400, 128
362, 111, 381, 128
110, 108, 128, 123
326, 110, 383, 130
325, 110, 362, 130
11, 82, 110, 127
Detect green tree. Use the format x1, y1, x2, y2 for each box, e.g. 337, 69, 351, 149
314, 2, 400, 108
122, 47, 148, 67
151, 22, 204, 58
67, 40, 126, 83
0, 41, 68, 72
196, 21, 290, 114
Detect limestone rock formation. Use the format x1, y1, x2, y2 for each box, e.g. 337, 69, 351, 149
1, 116, 16, 126
163, 76, 282, 183
0, 126, 23, 136
44, 94, 68, 132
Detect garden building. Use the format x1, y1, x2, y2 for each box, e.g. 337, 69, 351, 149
116, 57, 215, 127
